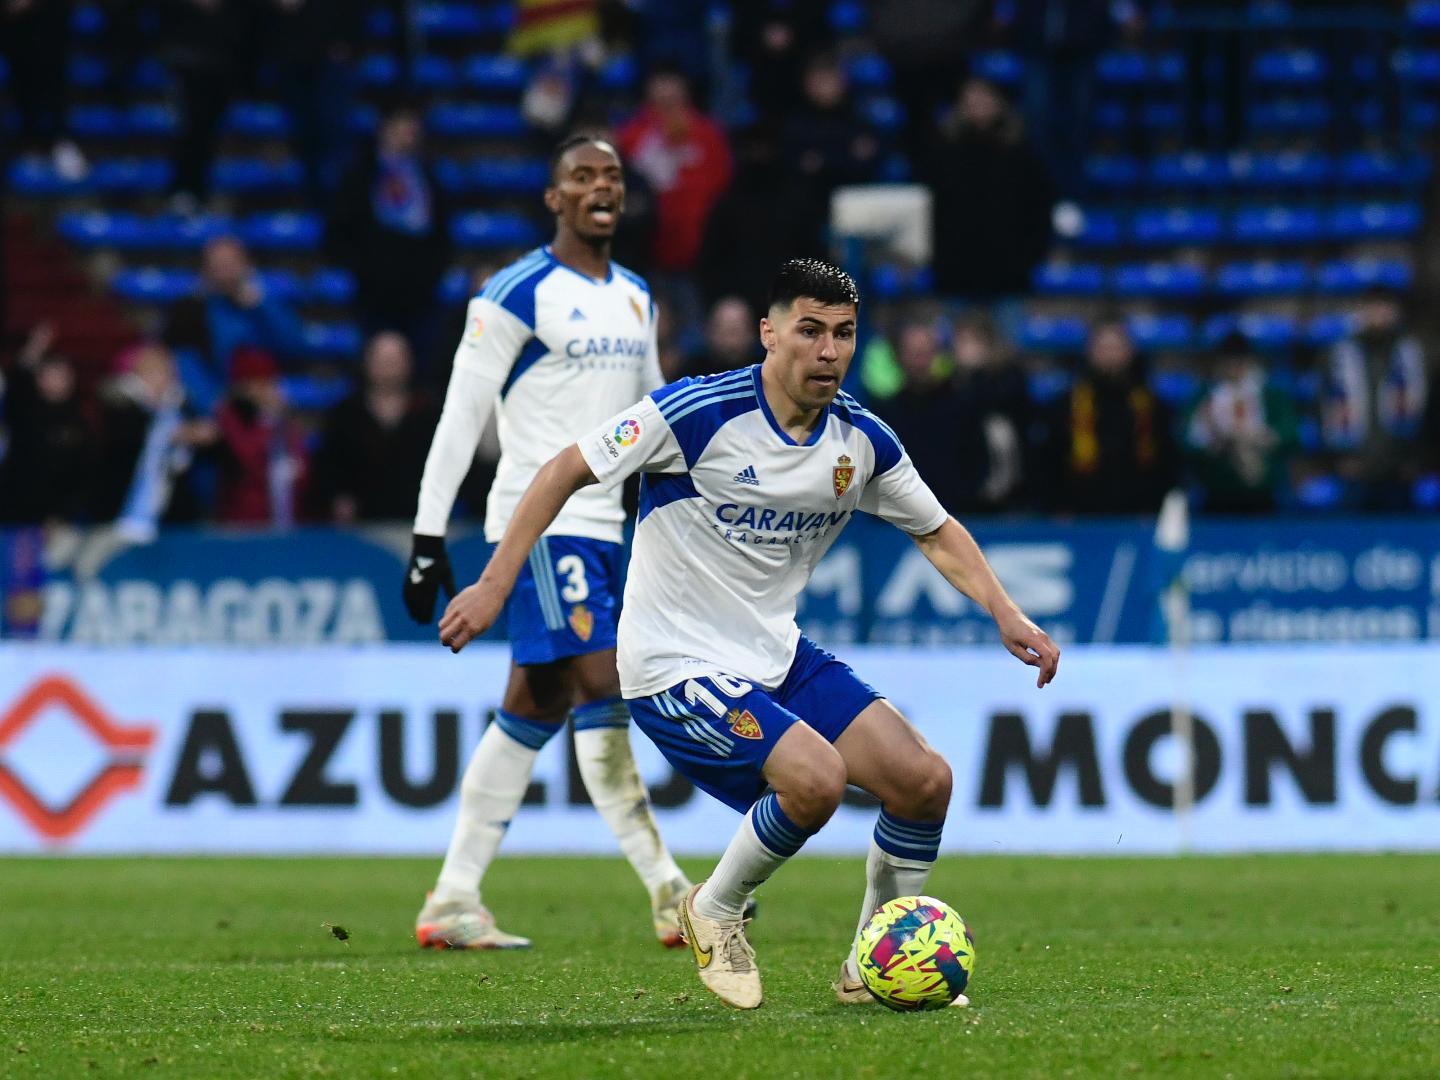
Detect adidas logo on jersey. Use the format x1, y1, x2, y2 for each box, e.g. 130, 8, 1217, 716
569, 307, 586, 321
733, 465, 760, 486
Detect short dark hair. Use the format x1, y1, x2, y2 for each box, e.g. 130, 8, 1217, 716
548, 133, 615, 184
768, 258, 860, 311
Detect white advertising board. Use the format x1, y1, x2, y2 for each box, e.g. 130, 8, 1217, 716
1, 644, 1435, 854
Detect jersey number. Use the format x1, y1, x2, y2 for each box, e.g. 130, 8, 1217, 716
555, 555, 589, 603
683, 675, 754, 716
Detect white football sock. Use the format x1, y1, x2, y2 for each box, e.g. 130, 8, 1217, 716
694, 792, 810, 921
573, 724, 685, 893
845, 833, 939, 979
433, 720, 542, 906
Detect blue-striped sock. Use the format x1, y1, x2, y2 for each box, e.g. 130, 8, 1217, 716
846, 810, 946, 978
494, 709, 564, 751
873, 809, 944, 863
570, 696, 631, 731
694, 793, 814, 920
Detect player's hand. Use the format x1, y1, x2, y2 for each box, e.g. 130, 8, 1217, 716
995, 606, 1060, 688
438, 579, 505, 654
402, 534, 457, 623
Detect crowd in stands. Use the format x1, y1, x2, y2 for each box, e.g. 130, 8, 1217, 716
1, 0, 1437, 532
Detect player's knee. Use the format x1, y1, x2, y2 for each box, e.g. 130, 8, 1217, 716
910, 751, 953, 820
783, 748, 847, 828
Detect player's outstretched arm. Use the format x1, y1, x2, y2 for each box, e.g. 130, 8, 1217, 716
911, 517, 1061, 688
438, 444, 598, 653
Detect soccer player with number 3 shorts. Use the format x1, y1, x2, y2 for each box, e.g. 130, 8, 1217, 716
437, 258, 1061, 1007
404, 135, 692, 950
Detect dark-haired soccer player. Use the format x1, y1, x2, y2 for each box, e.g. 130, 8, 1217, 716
404, 134, 692, 949
436, 258, 1061, 1007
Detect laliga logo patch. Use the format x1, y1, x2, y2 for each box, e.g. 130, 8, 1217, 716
727, 708, 763, 740
568, 603, 594, 642
833, 453, 855, 499
466, 313, 485, 343
614, 417, 642, 447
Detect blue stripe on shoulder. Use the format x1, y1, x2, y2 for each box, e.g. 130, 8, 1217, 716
478, 249, 547, 302
833, 392, 903, 475
501, 335, 548, 397
638, 472, 699, 522
613, 263, 649, 294
654, 366, 755, 419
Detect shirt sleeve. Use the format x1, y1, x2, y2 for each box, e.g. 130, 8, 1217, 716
577, 394, 685, 492
859, 452, 949, 535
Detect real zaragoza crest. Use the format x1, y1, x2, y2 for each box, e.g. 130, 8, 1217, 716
832, 454, 855, 499
726, 708, 763, 740
568, 604, 594, 642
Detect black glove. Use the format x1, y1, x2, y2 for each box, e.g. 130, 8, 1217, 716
403, 533, 457, 624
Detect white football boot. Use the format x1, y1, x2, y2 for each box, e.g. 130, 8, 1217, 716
414, 893, 531, 950
833, 955, 970, 1007
677, 883, 762, 1009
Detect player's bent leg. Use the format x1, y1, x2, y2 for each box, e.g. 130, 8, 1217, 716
416, 661, 569, 950
566, 649, 692, 947
830, 700, 960, 1003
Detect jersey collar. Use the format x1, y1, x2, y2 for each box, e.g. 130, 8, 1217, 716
543, 244, 614, 285
752, 365, 828, 447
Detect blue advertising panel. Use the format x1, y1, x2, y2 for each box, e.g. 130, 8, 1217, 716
2, 518, 1437, 646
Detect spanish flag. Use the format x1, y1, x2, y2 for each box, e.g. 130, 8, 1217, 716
509, 0, 599, 57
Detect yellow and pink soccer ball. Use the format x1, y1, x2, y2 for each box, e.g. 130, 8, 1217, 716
856, 896, 976, 1011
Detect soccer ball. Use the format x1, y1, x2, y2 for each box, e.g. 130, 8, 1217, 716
856, 895, 975, 1011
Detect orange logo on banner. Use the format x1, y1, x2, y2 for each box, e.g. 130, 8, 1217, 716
568, 604, 594, 642
0, 676, 156, 841
727, 709, 763, 740
832, 454, 855, 499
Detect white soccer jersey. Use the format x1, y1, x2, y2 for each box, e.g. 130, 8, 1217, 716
578, 365, 949, 697
414, 246, 662, 543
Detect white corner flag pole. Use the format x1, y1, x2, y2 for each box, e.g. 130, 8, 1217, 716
1154, 490, 1193, 852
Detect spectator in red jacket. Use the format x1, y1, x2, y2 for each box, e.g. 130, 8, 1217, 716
616, 65, 733, 284
215, 346, 309, 526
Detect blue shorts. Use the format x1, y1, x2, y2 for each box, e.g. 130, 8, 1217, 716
503, 536, 621, 666
627, 636, 881, 813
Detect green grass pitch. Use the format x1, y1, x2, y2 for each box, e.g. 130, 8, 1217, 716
2, 855, 1438, 1078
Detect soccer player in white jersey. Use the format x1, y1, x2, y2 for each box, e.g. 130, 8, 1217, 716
436, 258, 1061, 1007
403, 135, 692, 950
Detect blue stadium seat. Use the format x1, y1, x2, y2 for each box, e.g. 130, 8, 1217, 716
212, 157, 303, 194
226, 102, 291, 138
1084, 155, 1141, 191
1245, 151, 1332, 188
452, 211, 543, 250
132, 58, 171, 93
1393, 48, 1440, 84
111, 268, 199, 304
416, 3, 488, 35
68, 104, 129, 137
1413, 476, 1440, 511
130, 103, 179, 137
256, 269, 306, 302
970, 51, 1024, 86
1138, 101, 1183, 130
281, 375, 353, 412
869, 264, 933, 300
427, 103, 528, 138
1112, 262, 1206, 299
1032, 263, 1105, 296
1314, 258, 1413, 294
1253, 49, 1328, 85
845, 53, 894, 91
1127, 313, 1194, 351
1149, 152, 1229, 191
71, 3, 104, 35
1095, 50, 1148, 86
1230, 206, 1323, 245
1026, 369, 1073, 405
597, 54, 639, 91
349, 104, 380, 135
1294, 474, 1346, 512
1091, 100, 1129, 132
829, 0, 868, 33
68, 54, 108, 88
8, 158, 89, 196
59, 211, 234, 250
1338, 150, 1431, 188
1204, 312, 1298, 349
358, 53, 400, 88
1132, 207, 1222, 246
0, 56, 8, 86
1413, 1, 1440, 30
148, 214, 237, 249
1307, 312, 1359, 345
1406, 99, 1440, 130
1150, 369, 1200, 405
474, 158, 549, 193
93, 158, 171, 194
1248, 98, 1331, 133
366, 6, 396, 38
860, 96, 905, 133
1019, 315, 1087, 352
438, 266, 472, 305
1214, 260, 1310, 297
1328, 202, 1422, 239
465, 55, 529, 92
433, 157, 467, 193
413, 55, 459, 90
309, 269, 356, 306
240, 212, 322, 252
302, 322, 363, 358
1071, 208, 1123, 248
